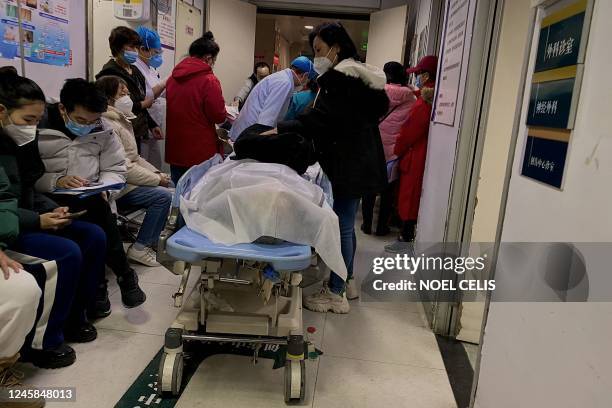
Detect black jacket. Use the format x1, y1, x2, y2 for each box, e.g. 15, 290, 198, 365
278, 67, 389, 198
96, 59, 157, 142
0, 130, 58, 231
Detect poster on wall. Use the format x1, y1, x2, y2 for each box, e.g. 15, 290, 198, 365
0, 0, 71, 66
157, 0, 174, 50
433, 0, 470, 126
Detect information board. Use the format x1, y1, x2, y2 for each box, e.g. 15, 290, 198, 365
433, 0, 470, 126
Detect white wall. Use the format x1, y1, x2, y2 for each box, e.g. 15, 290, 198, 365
206, 0, 257, 102
365, 5, 408, 68
475, 1, 612, 407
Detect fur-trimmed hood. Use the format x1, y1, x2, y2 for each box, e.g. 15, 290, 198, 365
333, 58, 387, 90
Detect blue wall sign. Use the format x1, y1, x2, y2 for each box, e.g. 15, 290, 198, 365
526, 77, 574, 128
521, 135, 568, 188
535, 12, 584, 72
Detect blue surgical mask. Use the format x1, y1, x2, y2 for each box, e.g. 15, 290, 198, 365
415, 75, 422, 88
149, 54, 163, 69
66, 117, 96, 137
123, 50, 138, 65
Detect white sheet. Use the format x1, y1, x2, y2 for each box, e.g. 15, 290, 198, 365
179, 159, 347, 280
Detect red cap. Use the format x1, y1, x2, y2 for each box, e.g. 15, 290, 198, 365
407, 55, 438, 75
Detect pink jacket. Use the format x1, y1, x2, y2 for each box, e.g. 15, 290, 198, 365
378, 83, 417, 161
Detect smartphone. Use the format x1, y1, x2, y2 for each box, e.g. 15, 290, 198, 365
61, 210, 87, 220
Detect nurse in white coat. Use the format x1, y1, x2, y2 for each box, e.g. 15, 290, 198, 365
135, 26, 167, 169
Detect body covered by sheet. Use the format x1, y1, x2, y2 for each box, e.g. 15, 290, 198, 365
179, 159, 347, 280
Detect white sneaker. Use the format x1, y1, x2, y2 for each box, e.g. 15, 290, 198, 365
303, 286, 350, 314
346, 278, 359, 300
127, 245, 161, 267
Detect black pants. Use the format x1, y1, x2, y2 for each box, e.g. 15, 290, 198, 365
51, 193, 131, 282
361, 182, 394, 234
401, 220, 417, 242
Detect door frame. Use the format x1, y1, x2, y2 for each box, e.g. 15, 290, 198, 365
424, 0, 505, 336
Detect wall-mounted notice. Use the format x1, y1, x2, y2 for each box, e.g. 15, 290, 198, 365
0, 0, 71, 66
521, 129, 570, 189
433, 0, 470, 126
534, 6, 584, 72
527, 75, 575, 128
157, 0, 174, 50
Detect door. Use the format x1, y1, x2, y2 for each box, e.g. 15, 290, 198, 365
174, 0, 203, 64
206, 0, 257, 100
366, 5, 409, 67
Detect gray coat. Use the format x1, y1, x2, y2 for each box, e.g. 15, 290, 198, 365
35, 128, 127, 195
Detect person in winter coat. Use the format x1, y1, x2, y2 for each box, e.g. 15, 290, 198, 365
37, 78, 147, 316
165, 31, 227, 184
0, 72, 106, 370
385, 55, 438, 253
96, 26, 162, 153
96, 75, 172, 267
361, 61, 417, 236
253, 22, 389, 313
232, 61, 271, 110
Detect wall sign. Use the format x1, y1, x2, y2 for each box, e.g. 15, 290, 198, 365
433, 0, 470, 126
521, 0, 592, 189
527, 76, 575, 128
521, 131, 570, 189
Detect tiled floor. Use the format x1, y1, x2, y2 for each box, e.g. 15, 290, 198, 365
16, 228, 456, 408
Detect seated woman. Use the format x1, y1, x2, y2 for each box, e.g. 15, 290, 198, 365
95, 75, 172, 267
0, 71, 105, 369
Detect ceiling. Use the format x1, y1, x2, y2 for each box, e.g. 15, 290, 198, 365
258, 13, 370, 54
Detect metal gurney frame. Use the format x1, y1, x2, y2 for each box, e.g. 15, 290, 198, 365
155, 155, 317, 404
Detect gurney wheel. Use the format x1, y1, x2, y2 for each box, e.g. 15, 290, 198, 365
284, 359, 305, 404
158, 351, 184, 397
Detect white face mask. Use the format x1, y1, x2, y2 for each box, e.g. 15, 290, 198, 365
1, 115, 37, 146
114, 95, 134, 116
313, 48, 336, 75
293, 71, 305, 92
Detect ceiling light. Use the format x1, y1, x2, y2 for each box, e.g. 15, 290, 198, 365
304, 25, 314, 30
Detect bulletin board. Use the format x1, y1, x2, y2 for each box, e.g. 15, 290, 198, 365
0, 0, 87, 99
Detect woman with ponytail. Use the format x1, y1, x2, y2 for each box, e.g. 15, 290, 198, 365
165, 31, 227, 184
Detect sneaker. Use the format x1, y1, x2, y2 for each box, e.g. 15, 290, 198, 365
127, 245, 161, 267
346, 278, 359, 300
87, 284, 111, 320
303, 286, 350, 314
384, 240, 414, 254
0, 354, 45, 407
64, 322, 97, 343
20, 343, 76, 369
117, 268, 146, 308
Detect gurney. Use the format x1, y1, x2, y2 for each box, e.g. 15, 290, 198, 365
156, 155, 336, 404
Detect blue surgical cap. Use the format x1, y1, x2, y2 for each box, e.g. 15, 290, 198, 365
291, 56, 316, 80
136, 26, 162, 50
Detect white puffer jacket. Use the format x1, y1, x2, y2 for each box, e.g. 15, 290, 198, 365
35, 127, 128, 196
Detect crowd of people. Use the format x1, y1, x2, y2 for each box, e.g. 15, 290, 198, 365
0, 21, 437, 405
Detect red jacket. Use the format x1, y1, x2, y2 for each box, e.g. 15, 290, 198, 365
165, 57, 226, 167
394, 96, 432, 221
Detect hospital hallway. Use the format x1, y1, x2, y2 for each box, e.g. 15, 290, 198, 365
13, 218, 460, 408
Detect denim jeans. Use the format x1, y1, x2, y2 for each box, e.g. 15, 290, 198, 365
328, 197, 360, 294
13, 221, 105, 350
116, 186, 172, 248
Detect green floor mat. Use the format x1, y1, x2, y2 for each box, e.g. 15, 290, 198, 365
114, 340, 319, 408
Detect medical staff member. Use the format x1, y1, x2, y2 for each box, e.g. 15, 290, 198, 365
166, 32, 226, 184
228, 56, 314, 142
135, 26, 167, 169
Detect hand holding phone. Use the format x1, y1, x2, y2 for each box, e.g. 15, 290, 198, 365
61, 210, 87, 220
